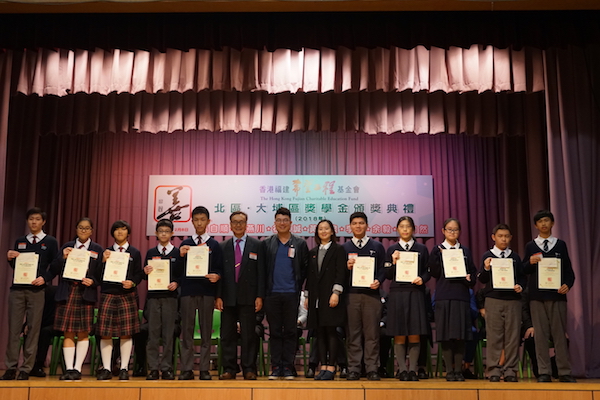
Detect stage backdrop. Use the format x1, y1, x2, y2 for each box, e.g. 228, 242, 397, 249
146, 175, 434, 237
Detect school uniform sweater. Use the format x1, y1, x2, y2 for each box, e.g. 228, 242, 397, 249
178, 237, 223, 298
143, 245, 181, 299
478, 249, 526, 301
523, 239, 575, 302
10, 234, 59, 291
343, 238, 386, 297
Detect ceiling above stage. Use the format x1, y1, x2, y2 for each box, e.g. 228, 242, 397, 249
1, 0, 599, 13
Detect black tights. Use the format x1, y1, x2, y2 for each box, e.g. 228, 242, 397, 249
317, 326, 339, 367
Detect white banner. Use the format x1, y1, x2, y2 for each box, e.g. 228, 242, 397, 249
146, 175, 434, 238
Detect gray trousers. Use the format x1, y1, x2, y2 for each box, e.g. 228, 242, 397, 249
346, 293, 382, 373
180, 295, 215, 372
146, 297, 178, 371
6, 289, 45, 372
530, 300, 572, 376
485, 297, 521, 377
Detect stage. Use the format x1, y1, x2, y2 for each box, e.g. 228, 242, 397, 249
1, 374, 599, 400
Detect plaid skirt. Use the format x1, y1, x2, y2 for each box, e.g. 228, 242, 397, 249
96, 292, 140, 337
54, 284, 94, 333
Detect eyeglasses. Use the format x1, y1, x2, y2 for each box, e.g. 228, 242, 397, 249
231, 220, 247, 226
444, 229, 460, 233
77, 226, 92, 231
275, 219, 291, 224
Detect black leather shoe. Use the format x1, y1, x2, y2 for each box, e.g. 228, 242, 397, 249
30, 367, 46, 377
17, 371, 30, 380
305, 367, 315, 378
408, 371, 419, 381
71, 370, 82, 380
505, 376, 518, 382
162, 369, 175, 380
96, 368, 113, 380
199, 370, 212, 380
133, 367, 146, 377
454, 372, 465, 381
119, 369, 129, 380
339, 366, 348, 379
446, 371, 456, 381
346, 371, 360, 380
0, 369, 17, 380
559, 375, 576, 383
537, 374, 552, 382
178, 370, 194, 380
398, 371, 409, 381
489, 375, 501, 382
146, 370, 159, 380
417, 368, 429, 379
60, 370, 77, 380
366, 371, 381, 381
462, 369, 477, 379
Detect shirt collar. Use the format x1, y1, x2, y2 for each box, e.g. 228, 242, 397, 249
192, 232, 211, 245
27, 231, 47, 243
113, 242, 129, 252
491, 246, 512, 257
352, 236, 370, 247
319, 241, 333, 250
234, 234, 247, 243
442, 240, 460, 249
75, 238, 91, 249
159, 243, 174, 254
399, 238, 415, 250
535, 235, 557, 249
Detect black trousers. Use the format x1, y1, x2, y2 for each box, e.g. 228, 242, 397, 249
265, 292, 299, 371
221, 304, 259, 374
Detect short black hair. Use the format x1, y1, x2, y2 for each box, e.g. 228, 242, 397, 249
230, 211, 248, 221
76, 217, 94, 229
110, 220, 131, 237
26, 207, 47, 221
533, 210, 554, 224
349, 212, 368, 224
275, 207, 291, 219
492, 223, 512, 235
314, 220, 338, 245
156, 219, 174, 231
443, 218, 461, 230
192, 206, 210, 219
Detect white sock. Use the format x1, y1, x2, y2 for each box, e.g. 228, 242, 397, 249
100, 339, 113, 371
63, 347, 75, 371
120, 338, 133, 370
74, 339, 90, 372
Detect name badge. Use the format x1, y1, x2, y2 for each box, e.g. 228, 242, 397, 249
152, 256, 162, 260
249, 252, 258, 260
348, 253, 358, 260
18, 242, 27, 250
288, 247, 295, 258
90, 251, 98, 259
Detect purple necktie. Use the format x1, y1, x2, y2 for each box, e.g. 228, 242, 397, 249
235, 238, 242, 283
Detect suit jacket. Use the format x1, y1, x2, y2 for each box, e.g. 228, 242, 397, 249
218, 236, 265, 307
306, 242, 348, 328
262, 234, 309, 296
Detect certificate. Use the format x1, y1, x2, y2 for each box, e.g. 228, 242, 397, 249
13, 252, 39, 284
490, 258, 515, 289
103, 251, 130, 283
442, 248, 467, 278
396, 252, 419, 282
148, 259, 170, 291
538, 258, 561, 290
186, 245, 209, 277
63, 248, 90, 281
352, 256, 375, 288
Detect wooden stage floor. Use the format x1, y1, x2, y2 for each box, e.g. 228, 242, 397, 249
2, 373, 600, 400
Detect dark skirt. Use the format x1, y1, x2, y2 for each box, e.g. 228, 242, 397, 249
434, 299, 473, 341
54, 284, 94, 332
97, 292, 140, 337
387, 290, 429, 336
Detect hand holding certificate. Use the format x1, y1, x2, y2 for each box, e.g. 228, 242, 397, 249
352, 256, 375, 288
441, 248, 467, 278
396, 252, 419, 282
13, 252, 39, 284
490, 258, 515, 289
186, 245, 209, 277
148, 259, 170, 290
538, 258, 561, 290
63, 248, 90, 281
103, 251, 130, 283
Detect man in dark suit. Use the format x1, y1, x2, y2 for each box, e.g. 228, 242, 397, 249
216, 211, 265, 380
262, 207, 309, 379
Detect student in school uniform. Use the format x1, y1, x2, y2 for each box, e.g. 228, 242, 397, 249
1, 207, 59, 381
142, 219, 181, 380
96, 220, 143, 381
385, 216, 430, 381
305, 219, 348, 381
428, 218, 477, 382
177, 206, 223, 381
216, 211, 265, 380
523, 210, 576, 383
343, 212, 386, 381
50, 217, 103, 380
477, 223, 526, 382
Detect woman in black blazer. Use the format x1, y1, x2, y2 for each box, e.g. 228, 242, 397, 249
305, 220, 348, 380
